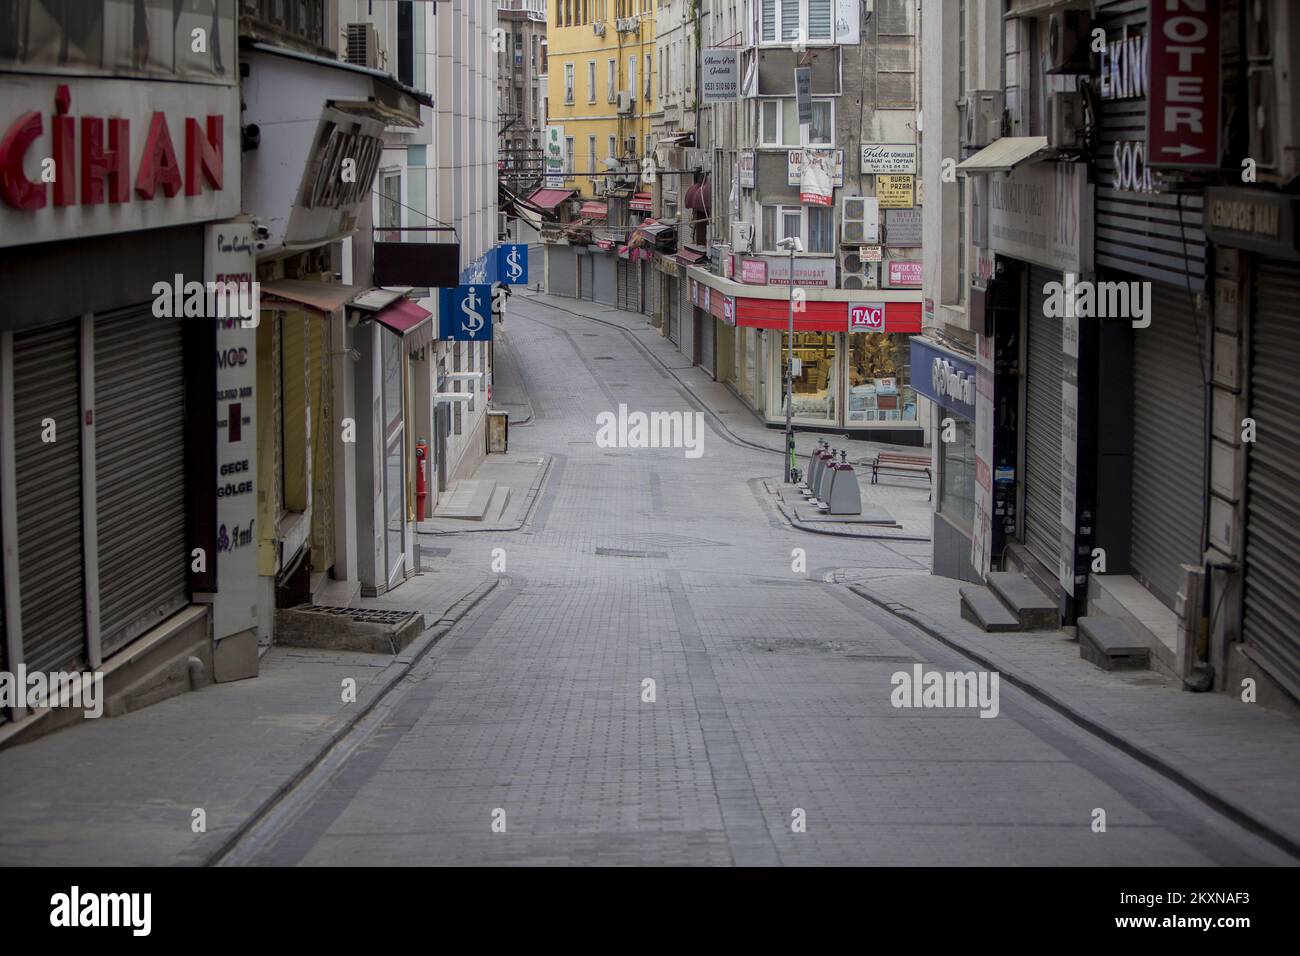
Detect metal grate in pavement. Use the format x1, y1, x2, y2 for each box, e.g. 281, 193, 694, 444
300, 606, 418, 625
595, 547, 670, 559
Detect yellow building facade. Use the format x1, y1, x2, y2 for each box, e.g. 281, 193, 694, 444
545, 0, 658, 199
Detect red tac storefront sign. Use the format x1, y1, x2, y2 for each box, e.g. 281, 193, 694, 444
1146, 0, 1220, 169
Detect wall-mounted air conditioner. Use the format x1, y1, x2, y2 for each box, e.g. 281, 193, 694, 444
617, 90, 634, 114
345, 23, 383, 69
730, 222, 754, 252
592, 178, 606, 196
839, 249, 878, 291
594, 22, 606, 36
963, 90, 1004, 149
684, 148, 705, 170
616, 16, 640, 34
840, 196, 879, 246
1047, 10, 1091, 74
1248, 0, 1300, 180
1048, 91, 1085, 150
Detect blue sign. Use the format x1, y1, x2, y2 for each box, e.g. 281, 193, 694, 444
497, 243, 529, 285
909, 337, 977, 420
440, 285, 493, 341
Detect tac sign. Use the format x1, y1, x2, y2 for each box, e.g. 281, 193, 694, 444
441, 285, 493, 341
497, 243, 529, 285
849, 304, 884, 332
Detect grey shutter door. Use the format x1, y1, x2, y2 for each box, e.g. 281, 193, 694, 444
12, 321, 86, 673
548, 246, 576, 297
594, 254, 616, 305
667, 276, 680, 344
1022, 265, 1064, 573
616, 259, 630, 310
1242, 258, 1300, 697
580, 254, 595, 301
1129, 282, 1206, 609
628, 260, 641, 312
94, 309, 189, 655
699, 308, 715, 378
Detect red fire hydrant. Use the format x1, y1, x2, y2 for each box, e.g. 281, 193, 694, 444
415, 438, 429, 521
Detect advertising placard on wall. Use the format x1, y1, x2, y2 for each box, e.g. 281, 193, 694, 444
759, 255, 837, 287
876, 175, 915, 208
738, 150, 756, 188
887, 259, 923, 287
544, 125, 565, 187
701, 48, 739, 102
786, 149, 845, 188
884, 208, 922, 246
987, 162, 1092, 274
860, 144, 917, 175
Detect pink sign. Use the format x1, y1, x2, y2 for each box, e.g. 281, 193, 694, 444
888, 260, 922, 287
740, 258, 768, 285
849, 304, 885, 332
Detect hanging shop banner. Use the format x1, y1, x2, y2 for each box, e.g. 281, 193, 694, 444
988, 161, 1092, 274
497, 243, 529, 284
439, 284, 494, 341
887, 260, 923, 287
722, 295, 736, 326
205, 221, 258, 641
544, 125, 565, 187
795, 149, 836, 206
702, 48, 739, 102
860, 144, 917, 175
795, 67, 812, 125
884, 208, 923, 246
738, 150, 756, 188
786, 149, 844, 188
1147, 0, 1220, 169
876, 175, 914, 208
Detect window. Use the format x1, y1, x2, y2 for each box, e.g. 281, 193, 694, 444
379, 170, 401, 241
759, 99, 833, 146
629, 55, 637, 100
847, 334, 917, 424
564, 62, 574, 103
589, 135, 597, 173
608, 135, 617, 160
607, 59, 616, 102
645, 52, 652, 100
939, 416, 976, 531
587, 60, 596, 102
760, 0, 832, 44
627, 135, 637, 159
761, 204, 833, 254
565, 136, 574, 178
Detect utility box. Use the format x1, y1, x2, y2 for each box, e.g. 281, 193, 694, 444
487, 410, 509, 453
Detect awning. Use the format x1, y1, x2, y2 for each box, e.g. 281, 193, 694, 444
675, 246, 707, 265
579, 201, 609, 220
659, 131, 694, 147
526, 187, 575, 210
630, 192, 653, 212
957, 136, 1052, 174
685, 181, 711, 211
260, 279, 365, 314
372, 298, 434, 353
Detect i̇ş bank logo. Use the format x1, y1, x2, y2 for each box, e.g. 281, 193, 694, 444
460, 287, 485, 338
504, 246, 524, 282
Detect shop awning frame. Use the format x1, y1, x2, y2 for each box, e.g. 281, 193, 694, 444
956, 136, 1053, 174
261, 279, 366, 314
370, 297, 434, 353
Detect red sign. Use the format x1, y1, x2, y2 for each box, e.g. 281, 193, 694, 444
849, 304, 885, 331
1147, 0, 1220, 169
739, 258, 768, 285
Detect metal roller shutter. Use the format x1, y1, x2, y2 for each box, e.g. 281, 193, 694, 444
616, 259, 630, 311
580, 253, 595, 301
94, 309, 189, 655
548, 246, 576, 298
667, 276, 680, 345
627, 260, 641, 313
1130, 282, 1206, 609
699, 308, 715, 377
593, 254, 616, 305
1022, 265, 1064, 573
1242, 257, 1300, 697
12, 321, 86, 673
678, 277, 693, 360
310, 319, 334, 571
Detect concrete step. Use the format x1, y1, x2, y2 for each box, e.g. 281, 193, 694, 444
959, 585, 1021, 632
1078, 615, 1151, 671
987, 571, 1059, 630
485, 484, 512, 524
432, 479, 498, 520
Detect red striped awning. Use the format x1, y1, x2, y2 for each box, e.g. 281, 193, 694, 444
675, 247, 706, 265
525, 187, 575, 210
630, 192, 652, 211
736, 297, 845, 331
579, 201, 608, 219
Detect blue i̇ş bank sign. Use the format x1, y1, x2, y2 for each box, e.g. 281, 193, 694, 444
910, 337, 977, 420
439, 285, 493, 341
495, 243, 529, 284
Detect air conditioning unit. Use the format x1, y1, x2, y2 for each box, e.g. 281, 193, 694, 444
730, 221, 754, 252
593, 21, 606, 36
1247, 0, 1300, 180
616, 16, 640, 34
345, 22, 383, 69
1048, 91, 1085, 150
839, 249, 877, 291
963, 90, 1005, 149
592, 178, 606, 196
616, 90, 633, 114
1047, 10, 1091, 74
684, 148, 705, 170
840, 196, 879, 246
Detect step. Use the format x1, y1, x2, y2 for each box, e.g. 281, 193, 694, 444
432, 478, 498, 520
1078, 615, 1151, 671
484, 484, 512, 524
959, 585, 1021, 633
987, 571, 1059, 630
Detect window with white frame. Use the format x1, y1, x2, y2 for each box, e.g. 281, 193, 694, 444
587, 60, 596, 102
645, 51, 652, 100
607, 58, 616, 102
761, 204, 834, 254
608, 134, 617, 160
760, 0, 832, 44
759, 98, 833, 146
589, 135, 597, 173
565, 136, 574, 177
628, 55, 637, 100
564, 62, 574, 103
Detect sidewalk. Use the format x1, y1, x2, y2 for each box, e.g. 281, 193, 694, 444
0, 570, 496, 866
513, 291, 934, 540
848, 572, 1300, 859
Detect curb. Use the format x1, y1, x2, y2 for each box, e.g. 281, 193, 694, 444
417, 453, 555, 536
772, 492, 931, 543
846, 581, 1300, 862
203, 575, 503, 866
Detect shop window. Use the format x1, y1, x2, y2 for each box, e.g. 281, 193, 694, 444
846, 333, 917, 424
939, 415, 976, 531
779, 332, 836, 422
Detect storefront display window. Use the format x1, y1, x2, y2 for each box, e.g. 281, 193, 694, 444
847, 333, 917, 424
777, 332, 836, 422
939, 414, 976, 532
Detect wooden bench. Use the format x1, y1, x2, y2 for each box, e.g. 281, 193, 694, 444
870, 452, 932, 500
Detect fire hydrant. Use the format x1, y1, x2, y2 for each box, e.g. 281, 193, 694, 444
415, 438, 429, 521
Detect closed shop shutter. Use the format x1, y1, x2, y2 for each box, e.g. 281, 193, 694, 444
616, 259, 630, 310
594, 254, 616, 305
1130, 282, 1206, 609
667, 276, 680, 344
679, 277, 694, 360
580, 253, 595, 301
1242, 257, 1300, 697
12, 321, 86, 673
699, 308, 715, 377
1022, 265, 1064, 573
94, 309, 188, 654
548, 246, 577, 298
310, 318, 334, 571
628, 260, 641, 313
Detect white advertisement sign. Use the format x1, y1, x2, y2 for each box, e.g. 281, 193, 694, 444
758, 255, 837, 287
544, 125, 565, 187
987, 162, 1092, 274
786, 149, 844, 188
835, 0, 860, 44
701, 48, 739, 102
738, 150, 756, 189
860, 144, 917, 175
205, 222, 259, 640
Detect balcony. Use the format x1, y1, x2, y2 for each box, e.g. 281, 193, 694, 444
497, 0, 547, 21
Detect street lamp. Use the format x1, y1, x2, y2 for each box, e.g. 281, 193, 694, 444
776, 235, 803, 483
